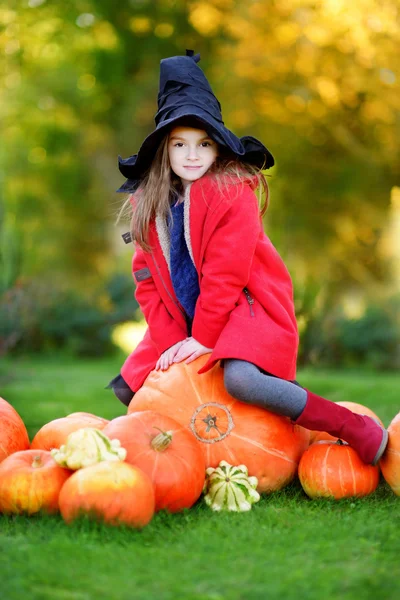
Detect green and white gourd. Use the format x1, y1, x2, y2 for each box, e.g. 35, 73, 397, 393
51, 428, 127, 470
203, 460, 260, 512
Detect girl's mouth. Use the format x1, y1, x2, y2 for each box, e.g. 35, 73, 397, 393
184, 166, 202, 169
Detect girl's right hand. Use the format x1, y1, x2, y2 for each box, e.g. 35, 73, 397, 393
155, 338, 190, 371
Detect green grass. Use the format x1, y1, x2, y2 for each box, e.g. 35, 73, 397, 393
1, 355, 400, 600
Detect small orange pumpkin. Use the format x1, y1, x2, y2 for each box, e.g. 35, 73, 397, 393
310, 401, 384, 444
104, 411, 205, 512
58, 461, 155, 528
380, 411, 400, 495
30, 412, 109, 451
0, 397, 30, 463
0, 449, 71, 514
127, 356, 309, 493
299, 440, 380, 499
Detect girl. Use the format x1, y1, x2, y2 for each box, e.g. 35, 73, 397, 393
108, 51, 388, 466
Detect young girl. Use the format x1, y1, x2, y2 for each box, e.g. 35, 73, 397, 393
108, 51, 388, 466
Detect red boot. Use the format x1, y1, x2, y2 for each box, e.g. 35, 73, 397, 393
295, 390, 388, 465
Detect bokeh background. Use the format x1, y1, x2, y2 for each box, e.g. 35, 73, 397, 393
1, 0, 400, 371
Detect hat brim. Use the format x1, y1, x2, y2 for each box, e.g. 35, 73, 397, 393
117, 110, 274, 192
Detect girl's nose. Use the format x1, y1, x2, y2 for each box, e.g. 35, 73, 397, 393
186, 145, 200, 160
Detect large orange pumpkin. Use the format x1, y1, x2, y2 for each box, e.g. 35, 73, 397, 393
58, 460, 155, 528
127, 356, 310, 493
0, 397, 30, 463
310, 401, 385, 444
103, 411, 206, 512
299, 440, 380, 499
380, 411, 400, 495
0, 449, 71, 514
31, 412, 109, 451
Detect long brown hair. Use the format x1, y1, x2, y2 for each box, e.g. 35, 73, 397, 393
117, 131, 270, 253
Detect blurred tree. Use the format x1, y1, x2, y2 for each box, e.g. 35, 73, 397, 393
187, 0, 400, 305
1, 0, 399, 311
1, 0, 204, 285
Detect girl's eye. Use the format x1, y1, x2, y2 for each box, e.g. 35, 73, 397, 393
172, 141, 212, 148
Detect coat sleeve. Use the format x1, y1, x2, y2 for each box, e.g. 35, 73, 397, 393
192, 184, 261, 349
132, 244, 187, 354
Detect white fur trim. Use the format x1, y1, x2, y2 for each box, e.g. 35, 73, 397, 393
155, 213, 171, 271
183, 184, 195, 265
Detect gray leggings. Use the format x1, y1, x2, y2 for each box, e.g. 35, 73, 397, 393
223, 359, 307, 420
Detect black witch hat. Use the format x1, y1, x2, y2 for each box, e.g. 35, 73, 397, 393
117, 50, 274, 193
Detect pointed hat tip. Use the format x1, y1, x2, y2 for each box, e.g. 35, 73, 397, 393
186, 49, 201, 63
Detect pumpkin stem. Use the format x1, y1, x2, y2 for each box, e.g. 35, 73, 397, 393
32, 455, 42, 468
151, 427, 173, 451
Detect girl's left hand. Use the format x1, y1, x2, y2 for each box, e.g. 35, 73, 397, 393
172, 337, 213, 365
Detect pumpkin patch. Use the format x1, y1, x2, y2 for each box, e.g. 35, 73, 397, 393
0, 449, 71, 515
127, 356, 310, 493
2, 359, 397, 531
58, 460, 155, 528
380, 411, 400, 495
31, 412, 109, 451
298, 440, 380, 499
0, 397, 30, 463
103, 410, 206, 512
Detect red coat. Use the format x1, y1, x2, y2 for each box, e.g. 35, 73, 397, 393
121, 174, 299, 392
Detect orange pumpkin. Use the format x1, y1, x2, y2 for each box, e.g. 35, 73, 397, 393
127, 356, 310, 493
310, 401, 384, 444
0, 449, 71, 514
58, 460, 155, 528
0, 397, 30, 463
31, 412, 109, 451
380, 411, 400, 495
299, 440, 380, 499
104, 411, 206, 512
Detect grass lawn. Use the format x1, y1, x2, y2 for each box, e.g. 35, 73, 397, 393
1, 354, 399, 600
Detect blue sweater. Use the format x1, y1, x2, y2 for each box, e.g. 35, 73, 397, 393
168, 201, 200, 327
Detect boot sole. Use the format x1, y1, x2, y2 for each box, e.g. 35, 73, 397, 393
372, 426, 389, 466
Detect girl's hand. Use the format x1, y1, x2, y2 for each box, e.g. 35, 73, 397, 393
155, 339, 189, 371
172, 337, 213, 365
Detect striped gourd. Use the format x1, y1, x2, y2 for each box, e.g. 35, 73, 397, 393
203, 460, 260, 512
51, 428, 126, 470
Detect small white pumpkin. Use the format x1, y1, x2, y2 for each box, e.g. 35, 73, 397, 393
51, 428, 126, 470
203, 460, 260, 512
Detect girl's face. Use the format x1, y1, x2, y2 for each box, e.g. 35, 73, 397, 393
168, 126, 218, 189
